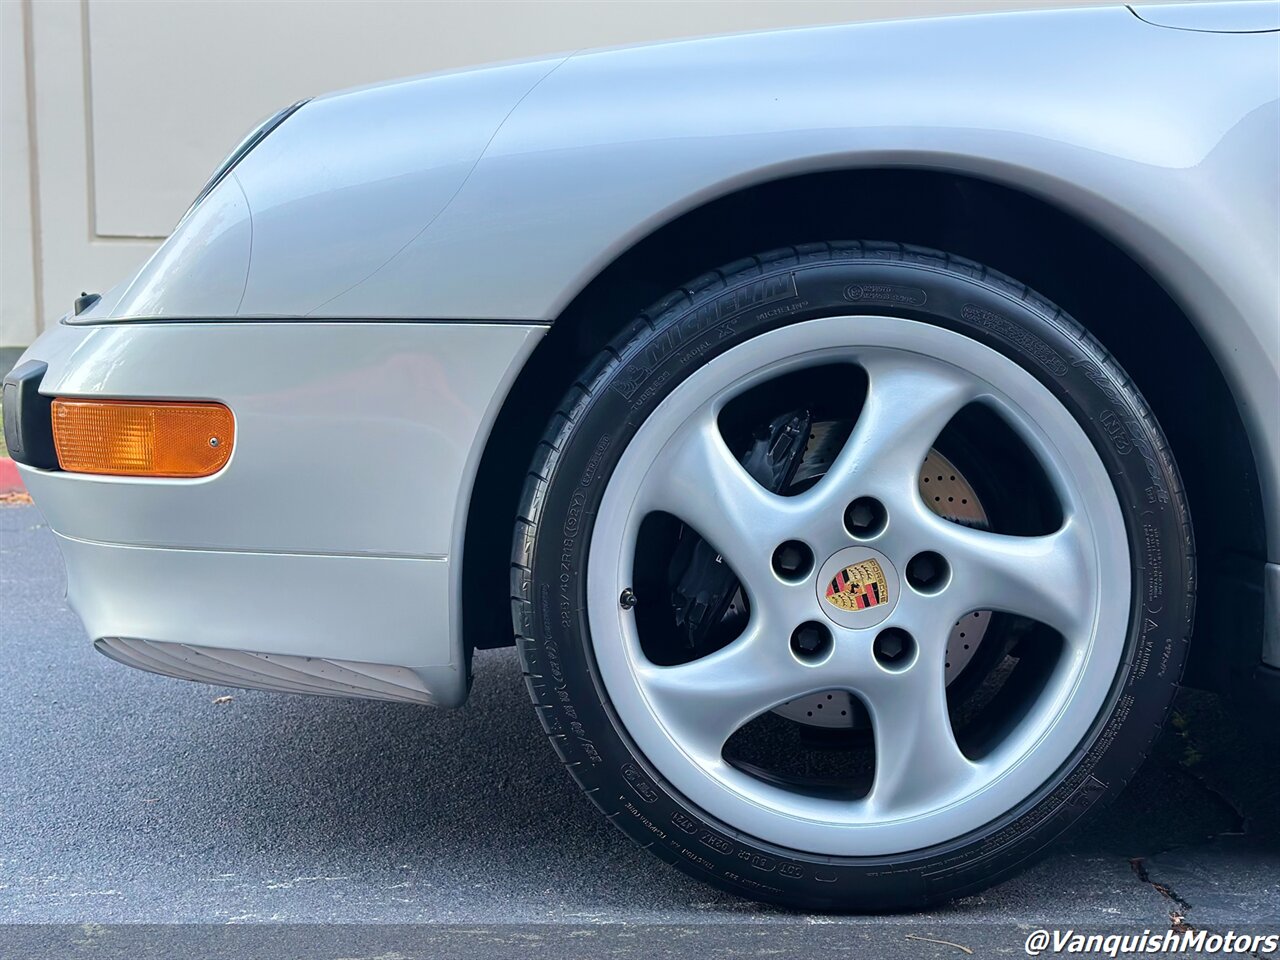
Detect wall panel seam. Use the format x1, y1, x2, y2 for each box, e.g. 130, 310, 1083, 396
21, 0, 44, 335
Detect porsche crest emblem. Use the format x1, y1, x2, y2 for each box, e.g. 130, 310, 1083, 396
824, 559, 889, 611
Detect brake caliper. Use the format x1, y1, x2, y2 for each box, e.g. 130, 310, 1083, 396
668, 410, 812, 649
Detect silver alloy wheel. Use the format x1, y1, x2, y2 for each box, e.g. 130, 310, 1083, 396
587, 315, 1130, 857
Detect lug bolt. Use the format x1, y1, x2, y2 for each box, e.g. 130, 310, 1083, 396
874, 628, 916, 669
771, 540, 814, 581
906, 551, 950, 594
790, 621, 833, 662
844, 497, 887, 539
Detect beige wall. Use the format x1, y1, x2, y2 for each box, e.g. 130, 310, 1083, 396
2, 0, 1130, 346
2, 0, 37, 349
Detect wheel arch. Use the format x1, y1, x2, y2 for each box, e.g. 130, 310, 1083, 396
463, 166, 1265, 692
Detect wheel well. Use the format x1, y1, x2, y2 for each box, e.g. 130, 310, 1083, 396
463, 169, 1265, 690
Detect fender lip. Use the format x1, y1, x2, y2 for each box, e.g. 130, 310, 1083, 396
1265, 562, 1280, 670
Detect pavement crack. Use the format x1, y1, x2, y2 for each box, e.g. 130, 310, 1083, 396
1129, 856, 1192, 917
1131, 854, 1277, 960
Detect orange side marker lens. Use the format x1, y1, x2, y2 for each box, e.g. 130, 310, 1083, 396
51, 400, 234, 477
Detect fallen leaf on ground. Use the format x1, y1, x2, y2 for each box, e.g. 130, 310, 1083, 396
904, 933, 973, 955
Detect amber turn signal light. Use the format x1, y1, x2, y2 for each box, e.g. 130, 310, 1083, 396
51, 399, 234, 478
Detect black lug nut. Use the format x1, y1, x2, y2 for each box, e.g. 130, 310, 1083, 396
771, 540, 814, 581
906, 551, 949, 594
874, 628, 916, 669
878, 633, 905, 659
793, 627, 822, 654
844, 497, 887, 539
790, 621, 833, 662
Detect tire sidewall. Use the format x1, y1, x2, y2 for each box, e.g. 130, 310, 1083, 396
518, 250, 1192, 909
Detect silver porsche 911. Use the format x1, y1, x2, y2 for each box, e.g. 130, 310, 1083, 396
5, 1, 1277, 910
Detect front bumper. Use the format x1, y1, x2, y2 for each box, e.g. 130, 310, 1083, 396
9, 317, 544, 706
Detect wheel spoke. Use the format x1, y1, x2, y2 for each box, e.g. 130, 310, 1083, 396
639, 409, 790, 595
803, 352, 975, 512
634, 622, 809, 765
928, 516, 1096, 643
860, 657, 977, 813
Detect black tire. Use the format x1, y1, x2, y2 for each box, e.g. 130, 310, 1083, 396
510, 242, 1194, 910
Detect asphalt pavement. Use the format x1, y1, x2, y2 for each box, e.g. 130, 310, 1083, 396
1, 503, 1276, 957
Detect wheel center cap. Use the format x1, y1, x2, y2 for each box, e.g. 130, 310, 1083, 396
815, 546, 900, 629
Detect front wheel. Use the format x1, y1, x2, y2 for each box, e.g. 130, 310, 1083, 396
512, 243, 1193, 910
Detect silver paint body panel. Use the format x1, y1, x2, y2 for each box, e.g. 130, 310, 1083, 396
78, 543, 451, 705
19, 3, 1280, 697
18, 320, 545, 706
